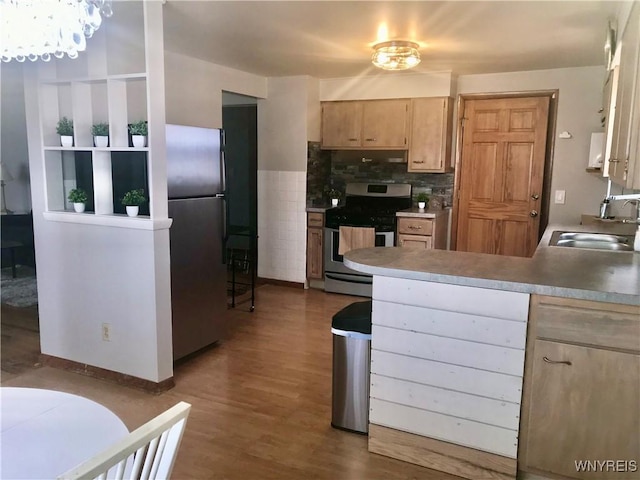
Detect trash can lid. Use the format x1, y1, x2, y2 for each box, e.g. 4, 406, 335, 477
331, 300, 372, 334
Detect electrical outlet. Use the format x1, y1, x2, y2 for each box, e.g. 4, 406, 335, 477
102, 323, 111, 342
554, 190, 566, 204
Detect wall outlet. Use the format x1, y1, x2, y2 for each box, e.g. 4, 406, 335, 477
554, 190, 566, 204
102, 323, 111, 342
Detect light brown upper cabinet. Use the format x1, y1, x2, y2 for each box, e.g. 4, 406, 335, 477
407, 97, 453, 173
321, 99, 409, 149
605, 2, 640, 188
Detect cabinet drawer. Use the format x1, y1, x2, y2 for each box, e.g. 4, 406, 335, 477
398, 234, 432, 249
397, 217, 433, 235
532, 295, 640, 353
307, 213, 324, 228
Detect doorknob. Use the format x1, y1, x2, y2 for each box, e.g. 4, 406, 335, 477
531, 193, 540, 200
530, 210, 539, 217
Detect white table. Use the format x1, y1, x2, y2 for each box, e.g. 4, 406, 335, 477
1, 387, 129, 479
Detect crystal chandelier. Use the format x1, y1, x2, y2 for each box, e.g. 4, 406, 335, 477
1, 0, 113, 63
371, 40, 421, 71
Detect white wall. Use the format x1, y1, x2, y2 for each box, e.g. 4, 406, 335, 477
257, 76, 315, 283
164, 51, 267, 129
457, 66, 611, 224
19, 2, 173, 383
1, 63, 31, 213
320, 71, 453, 100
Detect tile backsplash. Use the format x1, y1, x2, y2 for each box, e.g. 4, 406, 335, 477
307, 142, 454, 206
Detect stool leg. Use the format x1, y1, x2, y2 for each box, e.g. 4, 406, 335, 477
10, 247, 16, 278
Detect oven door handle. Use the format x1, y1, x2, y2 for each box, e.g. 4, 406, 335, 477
325, 273, 373, 285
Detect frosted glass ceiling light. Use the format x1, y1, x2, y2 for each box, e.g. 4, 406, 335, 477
372, 40, 421, 71
0, 0, 113, 63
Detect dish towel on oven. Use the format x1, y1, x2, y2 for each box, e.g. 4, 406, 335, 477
338, 226, 376, 255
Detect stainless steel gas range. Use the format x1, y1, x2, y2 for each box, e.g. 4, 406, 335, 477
324, 183, 412, 297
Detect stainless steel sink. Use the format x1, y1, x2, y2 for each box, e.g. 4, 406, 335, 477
549, 231, 634, 252
557, 232, 632, 244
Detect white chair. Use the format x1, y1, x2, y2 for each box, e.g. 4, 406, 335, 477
57, 401, 191, 480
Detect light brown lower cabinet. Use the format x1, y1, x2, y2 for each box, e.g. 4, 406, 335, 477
519, 296, 640, 480
306, 212, 324, 279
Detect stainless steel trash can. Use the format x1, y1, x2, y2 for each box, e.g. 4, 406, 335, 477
331, 300, 372, 434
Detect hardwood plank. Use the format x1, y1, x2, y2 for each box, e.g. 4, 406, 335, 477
372, 325, 525, 376
369, 424, 517, 479
373, 277, 530, 321
370, 398, 519, 458
374, 301, 527, 348
0, 285, 462, 480
371, 350, 523, 403
370, 374, 521, 430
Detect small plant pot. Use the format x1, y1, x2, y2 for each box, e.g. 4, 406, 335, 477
132, 135, 147, 148
60, 135, 73, 147
126, 206, 139, 217
93, 135, 108, 147
418, 201, 426, 210
73, 202, 85, 213
331, 198, 339, 207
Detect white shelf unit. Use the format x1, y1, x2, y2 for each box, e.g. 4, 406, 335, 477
36, 1, 154, 226
39, 74, 150, 222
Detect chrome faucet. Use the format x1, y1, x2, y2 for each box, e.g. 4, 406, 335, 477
607, 193, 640, 223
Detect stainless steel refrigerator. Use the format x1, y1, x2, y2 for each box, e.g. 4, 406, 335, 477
166, 124, 228, 361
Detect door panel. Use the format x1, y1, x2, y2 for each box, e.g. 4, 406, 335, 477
456, 96, 549, 257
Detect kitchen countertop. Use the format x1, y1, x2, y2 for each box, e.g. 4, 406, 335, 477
306, 204, 334, 213
344, 222, 640, 306
396, 208, 450, 218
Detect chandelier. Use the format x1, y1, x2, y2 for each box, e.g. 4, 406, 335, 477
1, 0, 113, 63
371, 40, 421, 71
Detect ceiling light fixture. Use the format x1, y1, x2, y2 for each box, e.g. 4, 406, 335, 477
0, 0, 113, 63
371, 40, 421, 71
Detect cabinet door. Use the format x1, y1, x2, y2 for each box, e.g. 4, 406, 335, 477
608, 4, 640, 187
524, 340, 640, 479
408, 97, 453, 172
321, 102, 362, 148
361, 99, 409, 149
306, 227, 323, 279
397, 234, 432, 249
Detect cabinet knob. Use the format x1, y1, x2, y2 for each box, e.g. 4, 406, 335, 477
409, 225, 422, 230
609, 158, 620, 163
543, 356, 572, 366
413, 161, 425, 164
531, 193, 540, 200
530, 210, 538, 217
365, 138, 376, 142
348, 138, 358, 142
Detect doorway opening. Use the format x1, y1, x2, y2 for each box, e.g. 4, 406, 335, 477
222, 91, 258, 307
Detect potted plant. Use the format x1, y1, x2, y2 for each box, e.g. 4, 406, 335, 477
129, 120, 148, 148
416, 192, 429, 210
56, 117, 74, 147
68, 188, 87, 213
326, 187, 342, 207
121, 188, 146, 217
91, 122, 109, 147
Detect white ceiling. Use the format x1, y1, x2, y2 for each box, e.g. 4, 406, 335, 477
162, 1, 629, 79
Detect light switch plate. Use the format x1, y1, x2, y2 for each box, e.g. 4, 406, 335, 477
555, 190, 566, 204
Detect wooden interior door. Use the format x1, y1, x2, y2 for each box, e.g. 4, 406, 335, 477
456, 96, 549, 257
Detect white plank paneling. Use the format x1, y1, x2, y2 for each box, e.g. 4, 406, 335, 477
370, 399, 518, 458
370, 374, 520, 430
371, 350, 523, 403
373, 277, 530, 321
373, 301, 527, 349
373, 325, 525, 376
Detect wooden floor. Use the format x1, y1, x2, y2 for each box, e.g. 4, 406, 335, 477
1, 285, 461, 479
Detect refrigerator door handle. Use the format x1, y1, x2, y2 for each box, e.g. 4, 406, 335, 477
221, 196, 227, 265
